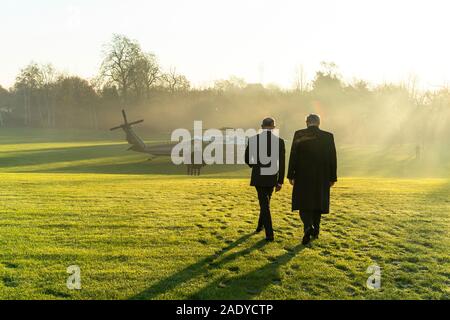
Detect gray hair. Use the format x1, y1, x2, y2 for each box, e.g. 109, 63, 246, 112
306, 114, 321, 125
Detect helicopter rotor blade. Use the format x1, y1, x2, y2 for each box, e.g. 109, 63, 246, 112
128, 120, 144, 126
110, 111, 142, 131
110, 125, 123, 131
122, 110, 128, 125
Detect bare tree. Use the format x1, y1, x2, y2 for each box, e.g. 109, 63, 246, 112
39, 64, 58, 127
404, 73, 420, 104
14, 62, 59, 127
0, 85, 11, 127
15, 62, 41, 126
99, 34, 142, 103
161, 68, 191, 92
293, 65, 307, 92
141, 53, 161, 97
131, 52, 161, 100
214, 76, 247, 92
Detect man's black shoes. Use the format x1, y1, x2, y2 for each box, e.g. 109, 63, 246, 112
302, 234, 311, 245
311, 229, 319, 239
255, 226, 263, 233
265, 237, 274, 242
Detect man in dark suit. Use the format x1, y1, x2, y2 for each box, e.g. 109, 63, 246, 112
287, 114, 337, 245
245, 118, 286, 242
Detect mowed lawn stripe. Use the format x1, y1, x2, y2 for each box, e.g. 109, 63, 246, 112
0, 173, 448, 299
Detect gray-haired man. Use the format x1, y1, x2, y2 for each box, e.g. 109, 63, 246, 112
287, 114, 337, 245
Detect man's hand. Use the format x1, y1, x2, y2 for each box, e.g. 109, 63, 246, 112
330, 181, 336, 187
289, 179, 295, 186
275, 184, 283, 192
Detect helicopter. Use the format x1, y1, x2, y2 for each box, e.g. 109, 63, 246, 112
110, 110, 178, 158
110, 110, 210, 175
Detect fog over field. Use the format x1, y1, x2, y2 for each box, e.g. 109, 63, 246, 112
1, 1, 449, 179
1, 44, 449, 178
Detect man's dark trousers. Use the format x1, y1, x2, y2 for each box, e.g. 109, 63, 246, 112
256, 186, 274, 239
300, 211, 322, 236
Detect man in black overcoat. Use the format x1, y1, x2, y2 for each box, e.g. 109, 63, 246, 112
287, 114, 337, 245
245, 118, 286, 241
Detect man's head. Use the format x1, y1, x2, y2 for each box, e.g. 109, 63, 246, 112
306, 114, 321, 127
261, 117, 276, 130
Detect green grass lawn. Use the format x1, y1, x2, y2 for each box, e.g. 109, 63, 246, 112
0, 128, 448, 299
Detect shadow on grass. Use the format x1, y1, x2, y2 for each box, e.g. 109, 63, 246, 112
39, 161, 248, 176
129, 234, 266, 300
0, 128, 117, 145
188, 244, 305, 299
130, 234, 306, 300
0, 144, 127, 168
0, 143, 248, 176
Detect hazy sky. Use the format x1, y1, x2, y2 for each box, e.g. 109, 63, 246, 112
1, 0, 449, 89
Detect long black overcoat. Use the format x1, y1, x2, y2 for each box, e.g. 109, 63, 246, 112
287, 126, 337, 213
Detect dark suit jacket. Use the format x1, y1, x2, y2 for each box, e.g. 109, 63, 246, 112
287, 126, 337, 213
245, 130, 285, 187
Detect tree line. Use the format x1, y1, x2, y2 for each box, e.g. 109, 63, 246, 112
0, 34, 449, 147
0, 34, 190, 129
